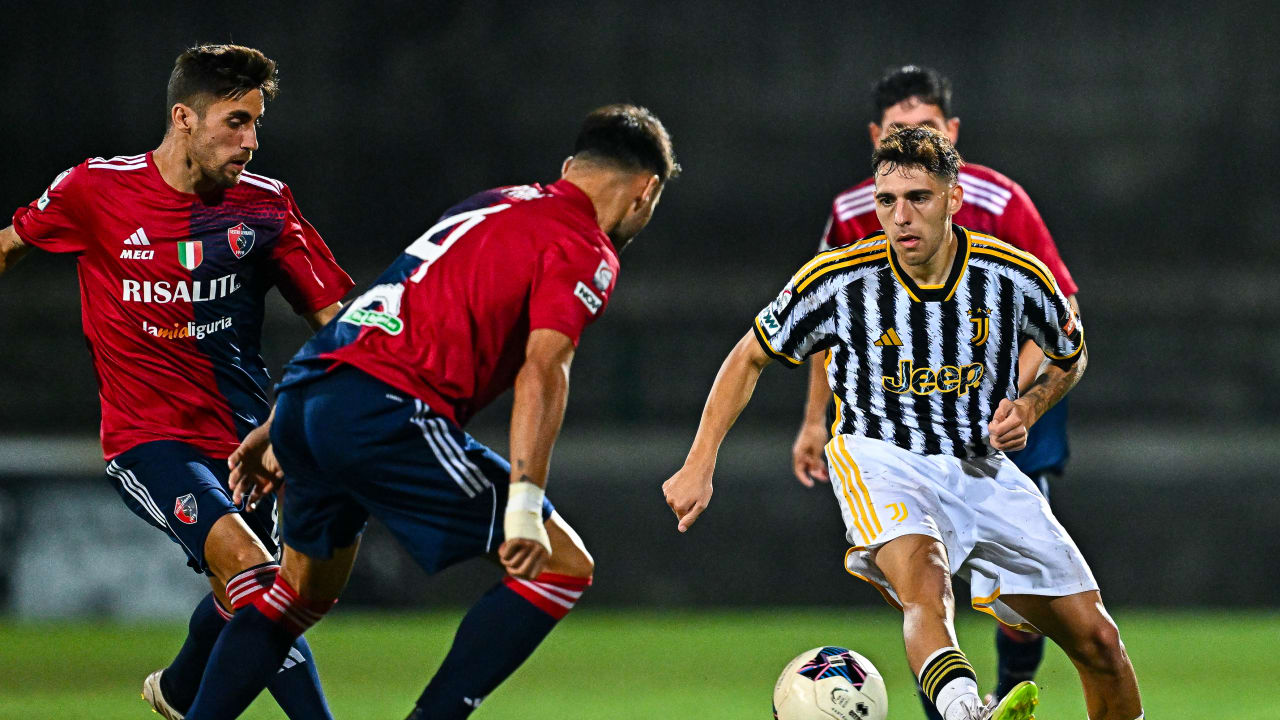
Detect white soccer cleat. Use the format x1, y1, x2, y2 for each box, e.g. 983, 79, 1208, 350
142, 669, 185, 720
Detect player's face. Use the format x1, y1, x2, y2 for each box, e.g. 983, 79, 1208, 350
873, 164, 962, 268
869, 98, 960, 146
189, 89, 264, 189
610, 178, 664, 250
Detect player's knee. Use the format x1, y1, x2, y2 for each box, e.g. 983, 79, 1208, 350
1069, 618, 1127, 675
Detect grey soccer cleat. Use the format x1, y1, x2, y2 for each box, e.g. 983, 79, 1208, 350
142, 669, 185, 720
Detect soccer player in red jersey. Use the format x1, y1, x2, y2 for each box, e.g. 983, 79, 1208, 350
790, 66, 1081, 718
181, 104, 678, 720
0, 45, 353, 718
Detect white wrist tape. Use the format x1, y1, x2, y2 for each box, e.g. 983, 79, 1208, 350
504, 482, 551, 552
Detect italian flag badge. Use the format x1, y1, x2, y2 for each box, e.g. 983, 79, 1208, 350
177, 241, 204, 270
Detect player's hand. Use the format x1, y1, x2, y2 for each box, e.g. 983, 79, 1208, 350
791, 421, 830, 488
987, 398, 1031, 451
499, 538, 550, 579
228, 423, 284, 510
662, 464, 714, 532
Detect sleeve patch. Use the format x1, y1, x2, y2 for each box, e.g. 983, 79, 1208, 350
574, 281, 602, 315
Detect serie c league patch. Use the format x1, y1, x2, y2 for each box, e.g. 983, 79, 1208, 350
174, 493, 199, 524
593, 260, 614, 292
227, 223, 256, 259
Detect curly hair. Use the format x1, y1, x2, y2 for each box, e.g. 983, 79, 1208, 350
871, 124, 963, 184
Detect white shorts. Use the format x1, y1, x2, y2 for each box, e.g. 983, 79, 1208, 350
825, 434, 1098, 631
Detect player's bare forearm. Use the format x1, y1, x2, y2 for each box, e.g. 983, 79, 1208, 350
303, 301, 343, 331
0, 226, 32, 276
508, 329, 575, 489
1017, 342, 1087, 426
790, 354, 833, 486
663, 331, 772, 532
685, 331, 772, 470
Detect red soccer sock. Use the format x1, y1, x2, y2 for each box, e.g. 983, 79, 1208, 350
500, 572, 592, 620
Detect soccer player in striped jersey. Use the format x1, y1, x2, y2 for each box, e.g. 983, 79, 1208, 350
0, 45, 353, 718
664, 126, 1143, 720
181, 105, 678, 720
792, 66, 1080, 716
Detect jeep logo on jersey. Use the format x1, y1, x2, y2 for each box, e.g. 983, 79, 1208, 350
176, 241, 203, 270
174, 493, 198, 524
227, 223, 255, 259
121, 273, 242, 303
882, 359, 984, 396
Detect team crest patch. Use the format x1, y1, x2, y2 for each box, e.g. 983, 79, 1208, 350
593, 260, 614, 292
227, 223, 255, 259
174, 493, 198, 524
176, 241, 204, 270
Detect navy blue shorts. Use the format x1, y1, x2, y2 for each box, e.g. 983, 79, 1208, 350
271, 366, 554, 575
106, 440, 279, 575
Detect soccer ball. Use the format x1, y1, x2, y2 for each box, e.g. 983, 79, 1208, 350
772, 646, 888, 720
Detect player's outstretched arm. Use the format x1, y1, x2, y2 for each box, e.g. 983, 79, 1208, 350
989, 343, 1087, 451
501, 328, 575, 579
663, 331, 773, 532
0, 226, 32, 276
791, 354, 832, 487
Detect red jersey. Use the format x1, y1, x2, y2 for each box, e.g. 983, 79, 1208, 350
279, 179, 618, 428
819, 162, 1077, 295
11, 153, 354, 459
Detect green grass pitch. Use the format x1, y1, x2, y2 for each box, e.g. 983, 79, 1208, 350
2, 608, 1276, 718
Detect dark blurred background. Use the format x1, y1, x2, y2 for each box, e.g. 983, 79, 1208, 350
0, 1, 1276, 617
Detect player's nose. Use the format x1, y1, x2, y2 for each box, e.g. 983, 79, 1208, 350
242, 125, 259, 151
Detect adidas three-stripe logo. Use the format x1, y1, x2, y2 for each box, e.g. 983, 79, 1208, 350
873, 328, 903, 347
124, 228, 151, 246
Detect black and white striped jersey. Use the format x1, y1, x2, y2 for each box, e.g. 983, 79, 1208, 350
753, 225, 1083, 459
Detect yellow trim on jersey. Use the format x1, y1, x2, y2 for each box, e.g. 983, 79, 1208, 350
826, 350, 844, 436
1043, 336, 1085, 361
969, 237, 1058, 295
970, 587, 1040, 633
843, 548, 903, 611
840, 437, 883, 535
884, 228, 971, 302
827, 444, 872, 545
753, 317, 804, 366
795, 249, 888, 294
792, 233, 886, 284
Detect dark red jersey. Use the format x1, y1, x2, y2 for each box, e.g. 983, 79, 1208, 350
279, 179, 618, 428
11, 153, 354, 459
820, 162, 1077, 296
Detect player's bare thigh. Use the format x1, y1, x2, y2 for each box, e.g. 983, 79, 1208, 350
999, 590, 1122, 652
204, 512, 275, 604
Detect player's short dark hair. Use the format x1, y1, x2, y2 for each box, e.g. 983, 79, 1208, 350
873, 65, 953, 122
573, 104, 680, 183
166, 44, 279, 124
872, 125, 963, 184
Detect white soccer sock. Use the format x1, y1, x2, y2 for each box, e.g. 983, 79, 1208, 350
937, 676, 981, 720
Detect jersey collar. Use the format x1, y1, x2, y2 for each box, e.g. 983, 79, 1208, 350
886, 223, 972, 302
548, 179, 616, 252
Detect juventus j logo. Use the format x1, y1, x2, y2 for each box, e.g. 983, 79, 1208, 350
887, 502, 908, 522
968, 308, 991, 346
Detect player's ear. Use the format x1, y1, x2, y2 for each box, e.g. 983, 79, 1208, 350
171, 103, 197, 135
945, 116, 960, 144
561, 155, 574, 176
868, 122, 882, 147
635, 174, 660, 209
948, 181, 964, 215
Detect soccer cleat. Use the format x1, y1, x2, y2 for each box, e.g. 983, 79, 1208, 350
982, 680, 1039, 720
142, 669, 185, 720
